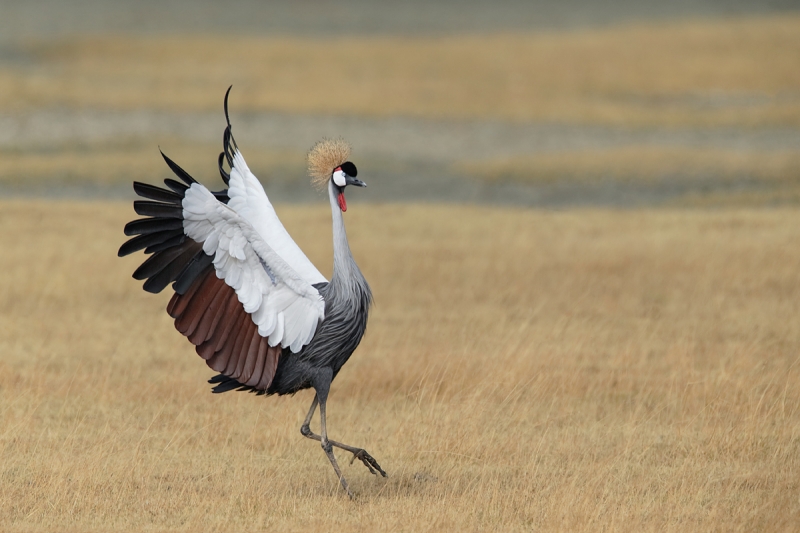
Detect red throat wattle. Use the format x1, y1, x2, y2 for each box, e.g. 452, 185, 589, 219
337, 192, 347, 212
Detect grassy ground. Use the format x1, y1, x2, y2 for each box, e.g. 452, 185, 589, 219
459, 147, 800, 185
1, 200, 798, 531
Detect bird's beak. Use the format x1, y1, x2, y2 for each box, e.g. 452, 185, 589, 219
346, 176, 366, 188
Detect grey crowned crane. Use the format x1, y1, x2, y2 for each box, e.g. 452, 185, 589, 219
118, 87, 385, 497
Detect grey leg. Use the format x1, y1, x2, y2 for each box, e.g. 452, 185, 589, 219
300, 394, 318, 437
300, 393, 387, 478
318, 397, 354, 498
304, 371, 387, 497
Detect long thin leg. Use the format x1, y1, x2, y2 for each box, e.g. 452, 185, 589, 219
304, 372, 386, 497
318, 395, 354, 497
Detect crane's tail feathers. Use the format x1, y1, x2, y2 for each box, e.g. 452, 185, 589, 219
119, 151, 229, 294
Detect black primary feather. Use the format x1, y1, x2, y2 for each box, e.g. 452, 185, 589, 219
143, 233, 186, 255
122, 147, 229, 294
124, 217, 184, 236
173, 254, 214, 294
160, 151, 198, 186
119, 230, 179, 257
132, 244, 191, 280
223, 126, 235, 169
163, 178, 189, 195
222, 86, 240, 169
218, 152, 231, 185
142, 243, 203, 294
133, 200, 183, 219
133, 182, 182, 203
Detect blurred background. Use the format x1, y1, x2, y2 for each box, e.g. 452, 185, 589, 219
1, 0, 799, 206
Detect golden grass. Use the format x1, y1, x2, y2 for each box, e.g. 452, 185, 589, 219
0, 142, 303, 187
1, 200, 799, 531
3, 15, 800, 126
459, 147, 800, 185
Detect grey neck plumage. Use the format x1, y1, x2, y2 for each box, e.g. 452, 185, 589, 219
327, 179, 372, 305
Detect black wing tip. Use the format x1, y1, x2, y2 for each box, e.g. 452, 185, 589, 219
224, 85, 233, 128
163, 178, 189, 194
222, 87, 238, 156
142, 280, 165, 294
123, 217, 183, 236
160, 150, 198, 187
159, 148, 173, 167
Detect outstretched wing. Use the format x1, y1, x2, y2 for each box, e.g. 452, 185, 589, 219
120, 152, 324, 391
220, 88, 326, 286
182, 182, 325, 353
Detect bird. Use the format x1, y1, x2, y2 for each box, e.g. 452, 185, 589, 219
118, 87, 385, 497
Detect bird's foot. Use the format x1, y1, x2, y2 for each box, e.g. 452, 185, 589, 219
302, 425, 387, 483
349, 448, 387, 477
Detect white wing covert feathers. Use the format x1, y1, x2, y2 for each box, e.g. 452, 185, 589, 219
227, 150, 327, 285
183, 182, 325, 353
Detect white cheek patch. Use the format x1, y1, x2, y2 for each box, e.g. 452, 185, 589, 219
332, 169, 346, 187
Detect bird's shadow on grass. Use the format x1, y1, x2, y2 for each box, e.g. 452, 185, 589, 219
350, 468, 441, 501
296, 467, 440, 501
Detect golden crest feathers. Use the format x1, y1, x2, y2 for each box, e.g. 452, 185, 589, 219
307, 138, 351, 190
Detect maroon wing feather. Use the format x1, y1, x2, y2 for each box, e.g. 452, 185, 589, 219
168, 269, 282, 391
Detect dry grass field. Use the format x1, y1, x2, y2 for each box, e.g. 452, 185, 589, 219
1, 200, 798, 531
2, 15, 800, 127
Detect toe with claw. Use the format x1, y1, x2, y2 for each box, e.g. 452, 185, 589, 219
349, 448, 387, 477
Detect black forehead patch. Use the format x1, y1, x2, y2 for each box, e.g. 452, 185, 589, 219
340, 161, 357, 177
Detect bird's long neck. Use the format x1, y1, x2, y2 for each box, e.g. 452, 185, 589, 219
328, 180, 371, 304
